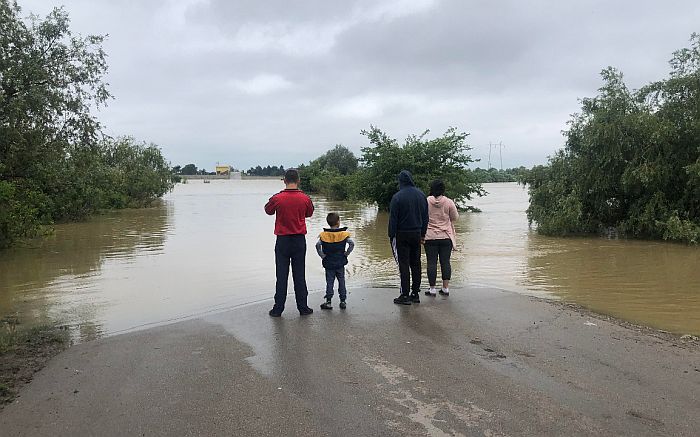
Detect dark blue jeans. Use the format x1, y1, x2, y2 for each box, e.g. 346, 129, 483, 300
324, 267, 347, 301
273, 235, 309, 312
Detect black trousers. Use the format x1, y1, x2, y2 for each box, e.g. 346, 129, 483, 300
424, 238, 453, 286
391, 231, 422, 296
274, 235, 309, 311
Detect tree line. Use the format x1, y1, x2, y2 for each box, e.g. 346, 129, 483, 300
1, 2, 173, 249
468, 167, 530, 183
171, 164, 217, 176
246, 165, 286, 177
524, 34, 700, 244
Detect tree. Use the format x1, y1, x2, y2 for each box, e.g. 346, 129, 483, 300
312, 145, 358, 175
525, 34, 700, 243
0, 2, 173, 249
181, 164, 198, 175
298, 145, 359, 200
355, 126, 483, 209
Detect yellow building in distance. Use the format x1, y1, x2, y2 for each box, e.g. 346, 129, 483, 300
215, 165, 232, 176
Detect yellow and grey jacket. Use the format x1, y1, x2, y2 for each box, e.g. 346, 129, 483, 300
315, 227, 355, 270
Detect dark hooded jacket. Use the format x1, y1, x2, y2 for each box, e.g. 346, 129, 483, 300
388, 170, 429, 238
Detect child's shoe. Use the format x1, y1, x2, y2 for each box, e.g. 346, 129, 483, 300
439, 287, 449, 296
425, 287, 437, 296
320, 298, 333, 310
339, 300, 346, 309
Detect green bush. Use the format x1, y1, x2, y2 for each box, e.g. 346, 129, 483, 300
300, 129, 483, 209
526, 34, 700, 244
300, 145, 360, 200
0, 2, 173, 249
355, 126, 483, 209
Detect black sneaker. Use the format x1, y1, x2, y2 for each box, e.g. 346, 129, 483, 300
393, 295, 412, 305
339, 301, 346, 309
269, 308, 282, 317
299, 307, 314, 316
410, 293, 420, 303
320, 300, 332, 310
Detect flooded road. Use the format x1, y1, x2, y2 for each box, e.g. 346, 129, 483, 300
1, 181, 698, 337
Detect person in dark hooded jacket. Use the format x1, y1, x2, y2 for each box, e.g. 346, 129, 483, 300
388, 170, 429, 305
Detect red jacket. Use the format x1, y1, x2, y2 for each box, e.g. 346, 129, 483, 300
264, 189, 314, 235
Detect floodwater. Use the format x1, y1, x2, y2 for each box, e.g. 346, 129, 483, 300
1, 181, 698, 338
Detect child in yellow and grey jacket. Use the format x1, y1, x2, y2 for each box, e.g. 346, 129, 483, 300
315, 212, 355, 310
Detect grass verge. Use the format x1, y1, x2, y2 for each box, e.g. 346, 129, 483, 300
0, 325, 70, 408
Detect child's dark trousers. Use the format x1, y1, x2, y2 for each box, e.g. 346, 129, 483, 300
324, 267, 347, 301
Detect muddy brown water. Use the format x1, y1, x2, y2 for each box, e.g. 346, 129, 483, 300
1, 181, 698, 339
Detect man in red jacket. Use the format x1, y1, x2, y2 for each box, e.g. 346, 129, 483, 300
264, 169, 315, 317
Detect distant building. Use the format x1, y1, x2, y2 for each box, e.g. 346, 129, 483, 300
215, 165, 232, 176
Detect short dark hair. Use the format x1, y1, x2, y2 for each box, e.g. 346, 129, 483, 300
284, 168, 299, 184
429, 179, 445, 197
326, 212, 340, 227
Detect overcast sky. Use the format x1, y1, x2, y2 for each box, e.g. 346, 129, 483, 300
19, 0, 700, 170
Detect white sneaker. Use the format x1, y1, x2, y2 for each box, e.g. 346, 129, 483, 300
439, 288, 449, 296
425, 287, 437, 296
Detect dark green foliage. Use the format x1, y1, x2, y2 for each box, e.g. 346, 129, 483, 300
355, 126, 483, 209
526, 35, 700, 244
180, 164, 198, 175
246, 165, 285, 177
308, 145, 358, 176
299, 129, 483, 207
299, 145, 358, 200
469, 167, 530, 183
0, 2, 173, 249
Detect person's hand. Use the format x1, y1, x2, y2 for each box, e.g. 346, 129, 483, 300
420, 238, 425, 245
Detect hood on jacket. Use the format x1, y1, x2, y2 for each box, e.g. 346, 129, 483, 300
429, 195, 443, 206
398, 170, 415, 188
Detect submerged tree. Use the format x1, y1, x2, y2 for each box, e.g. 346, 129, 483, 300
356, 126, 483, 209
0, 2, 172, 249
525, 34, 700, 244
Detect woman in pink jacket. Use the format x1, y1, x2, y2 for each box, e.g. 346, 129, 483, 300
424, 180, 458, 296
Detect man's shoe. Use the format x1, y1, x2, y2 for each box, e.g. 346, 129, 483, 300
393, 295, 412, 305
339, 301, 346, 309
269, 308, 282, 317
320, 300, 333, 310
410, 293, 420, 303
299, 307, 314, 316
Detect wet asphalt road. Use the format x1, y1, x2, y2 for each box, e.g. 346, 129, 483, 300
1, 286, 699, 436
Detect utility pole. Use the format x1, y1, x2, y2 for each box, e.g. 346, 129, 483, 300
498, 141, 503, 170
488, 142, 492, 170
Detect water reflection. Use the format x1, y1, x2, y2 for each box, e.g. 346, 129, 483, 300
525, 237, 700, 334
468, 183, 700, 334
0, 203, 171, 340
0, 180, 698, 337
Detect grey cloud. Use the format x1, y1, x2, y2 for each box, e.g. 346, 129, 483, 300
18, 0, 700, 170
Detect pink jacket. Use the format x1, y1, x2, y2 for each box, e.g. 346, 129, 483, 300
425, 195, 459, 248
